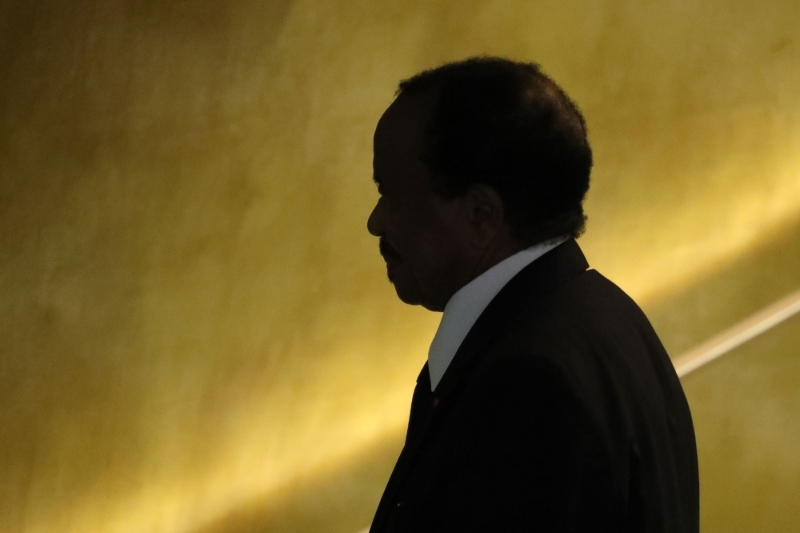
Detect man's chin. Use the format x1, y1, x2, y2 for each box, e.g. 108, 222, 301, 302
387, 268, 423, 306
394, 287, 423, 306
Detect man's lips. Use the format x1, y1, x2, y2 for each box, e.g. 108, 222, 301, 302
379, 237, 402, 265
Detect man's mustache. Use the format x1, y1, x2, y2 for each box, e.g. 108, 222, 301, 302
379, 237, 401, 262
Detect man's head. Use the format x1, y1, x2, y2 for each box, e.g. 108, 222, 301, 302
368, 57, 592, 311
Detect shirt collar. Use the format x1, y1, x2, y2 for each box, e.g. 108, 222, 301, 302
427, 236, 568, 391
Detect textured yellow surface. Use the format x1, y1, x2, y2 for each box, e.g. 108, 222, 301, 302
683, 314, 800, 533
0, 1, 798, 532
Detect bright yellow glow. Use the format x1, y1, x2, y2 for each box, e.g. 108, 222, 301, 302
583, 133, 800, 303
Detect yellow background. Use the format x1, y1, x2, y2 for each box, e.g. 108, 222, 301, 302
0, 1, 798, 532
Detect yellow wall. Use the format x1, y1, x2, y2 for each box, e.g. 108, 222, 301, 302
0, 1, 798, 532
683, 313, 800, 533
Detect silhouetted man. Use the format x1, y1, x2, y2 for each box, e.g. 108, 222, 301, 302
367, 57, 699, 533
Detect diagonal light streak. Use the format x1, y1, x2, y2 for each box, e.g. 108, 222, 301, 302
674, 288, 800, 377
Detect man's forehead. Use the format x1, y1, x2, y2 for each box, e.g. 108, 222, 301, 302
374, 95, 427, 146
375, 99, 438, 187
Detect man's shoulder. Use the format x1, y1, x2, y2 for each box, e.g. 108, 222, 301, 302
503, 267, 657, 347
478, 267, 675, 403
455, 239, 675, 408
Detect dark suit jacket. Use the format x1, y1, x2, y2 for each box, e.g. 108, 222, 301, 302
369, 239, 699, 533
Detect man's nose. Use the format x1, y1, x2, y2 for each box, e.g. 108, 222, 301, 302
367, 199, 383, 236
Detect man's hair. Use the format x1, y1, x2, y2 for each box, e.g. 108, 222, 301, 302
397, 57, 592, 244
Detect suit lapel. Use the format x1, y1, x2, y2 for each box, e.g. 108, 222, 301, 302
370, 239, 589, 533
443, 238, 590, 383
370, 364, 433, 533
402, 239, 590, 460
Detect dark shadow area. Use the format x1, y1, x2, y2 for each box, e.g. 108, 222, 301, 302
643, 213, 800, 357
122, 0, 295, 43
193, 429, 405, 533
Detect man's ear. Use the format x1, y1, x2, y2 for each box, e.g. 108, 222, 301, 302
463, 184, 506, 249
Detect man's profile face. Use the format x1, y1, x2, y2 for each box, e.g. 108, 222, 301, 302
367, 95, 469, 312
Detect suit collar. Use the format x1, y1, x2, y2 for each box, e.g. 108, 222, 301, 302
427, 236, 568, 391
370, 239, 590, 533
437, 237, 589, 391
406, 238, 589, 454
